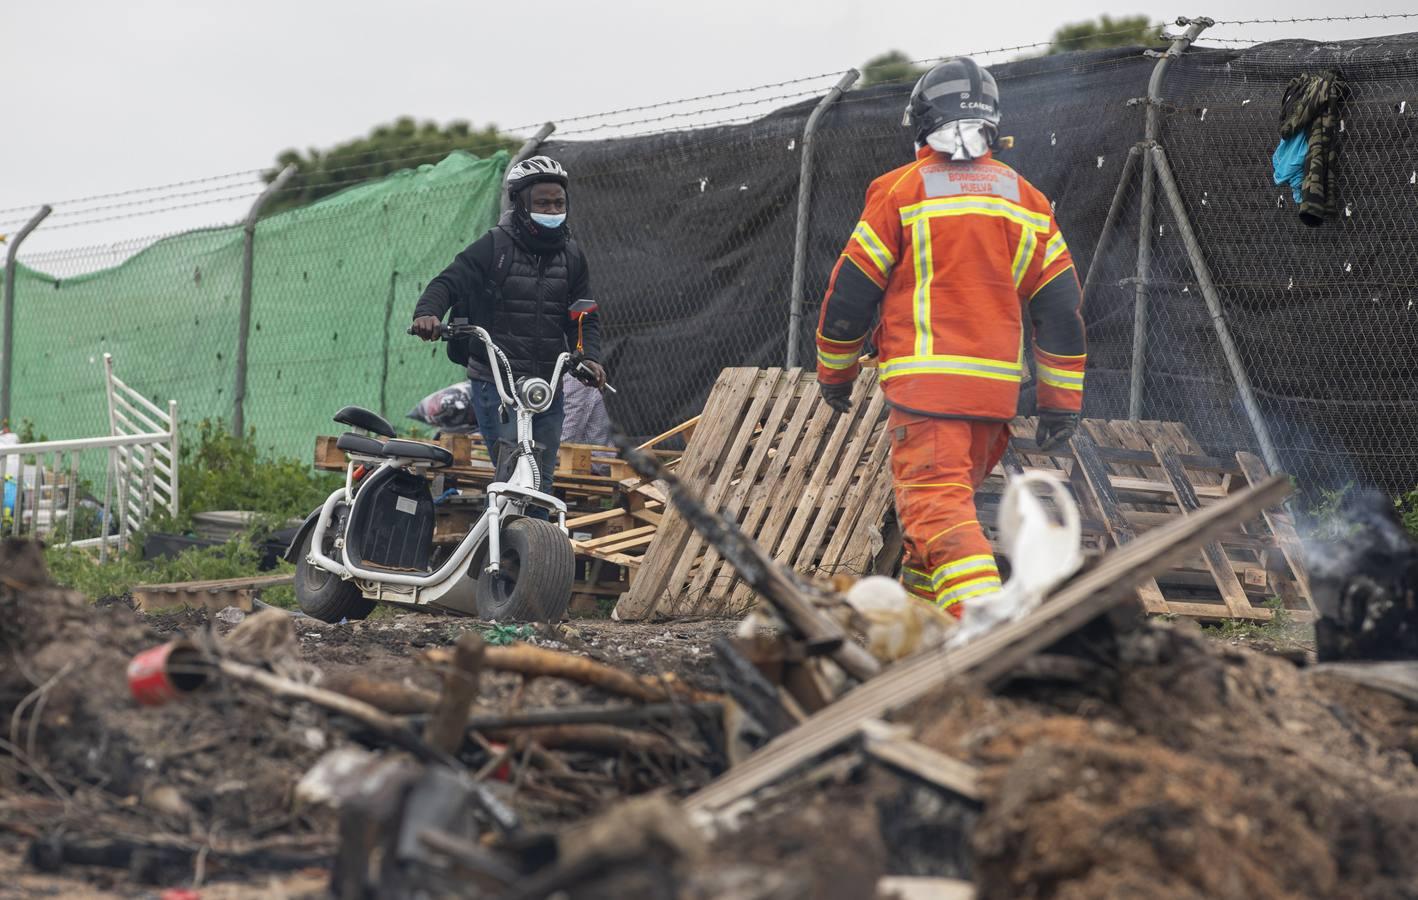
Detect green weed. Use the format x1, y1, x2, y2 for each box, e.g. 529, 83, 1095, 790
46, 535, 294, 601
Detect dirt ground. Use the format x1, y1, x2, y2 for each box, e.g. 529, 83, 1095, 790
0, 539, 735, 898
5, 537, 1418, 899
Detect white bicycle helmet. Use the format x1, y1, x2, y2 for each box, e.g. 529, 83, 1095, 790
505, 155, 569, 197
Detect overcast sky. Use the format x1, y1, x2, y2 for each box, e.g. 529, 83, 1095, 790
3, 0, 1415, 261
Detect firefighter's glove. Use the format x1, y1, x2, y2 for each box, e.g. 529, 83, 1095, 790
1036, 410, 1080, 452
819, 381, 853, 415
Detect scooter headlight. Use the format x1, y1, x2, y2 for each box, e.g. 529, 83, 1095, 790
518, 377, 553, 412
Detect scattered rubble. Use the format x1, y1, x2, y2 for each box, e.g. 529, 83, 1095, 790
3, 452, 1418, 899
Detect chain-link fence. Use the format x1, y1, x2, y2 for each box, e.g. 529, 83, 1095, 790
1143, 37, 1418, 493
3, 20, 1417, 493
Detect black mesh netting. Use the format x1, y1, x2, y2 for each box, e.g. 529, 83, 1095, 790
544, 36, 1417, 492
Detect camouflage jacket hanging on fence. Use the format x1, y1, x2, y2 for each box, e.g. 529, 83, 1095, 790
1278, 68, 1348, 227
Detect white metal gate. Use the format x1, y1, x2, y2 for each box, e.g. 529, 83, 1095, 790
1, 353, 178, 558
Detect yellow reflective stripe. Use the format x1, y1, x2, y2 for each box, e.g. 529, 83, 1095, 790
902, 567, 933, 590
924, 519, 981, 549
880, 353, 1024, 383
896, 482, 974, 490
852, 221, 894, 276
1029, 264, 1075, 300
900, 197, 1051, 233
925, 554, 999, 589
938, 575, 1003, 608
1039, 363, 1085, 390
910, 220, 934, 356
1043, 231, 1068, 268
933, 554, 999, 585
817, 347, 860, 370
1011, 228, 1037, 288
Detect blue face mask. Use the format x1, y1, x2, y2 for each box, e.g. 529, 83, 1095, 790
530, 212, 566, 229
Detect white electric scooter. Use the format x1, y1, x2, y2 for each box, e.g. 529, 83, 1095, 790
287, 319, 601, 623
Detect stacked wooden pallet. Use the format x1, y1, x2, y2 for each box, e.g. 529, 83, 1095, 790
313, 428, 687, 608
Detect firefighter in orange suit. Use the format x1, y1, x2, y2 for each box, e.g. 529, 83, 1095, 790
815, 57, 1086, 617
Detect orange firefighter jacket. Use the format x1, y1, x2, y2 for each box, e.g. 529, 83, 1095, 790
816, 147, 1086, 419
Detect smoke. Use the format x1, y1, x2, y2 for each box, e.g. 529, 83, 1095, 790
1300, 487, 1413, 587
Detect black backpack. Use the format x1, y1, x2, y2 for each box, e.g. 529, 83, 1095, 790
444, 227, 585, 367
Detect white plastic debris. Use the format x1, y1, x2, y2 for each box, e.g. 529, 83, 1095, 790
948, 470, 1084, 648
215, 606, 246, 625
843, 576, 952, 663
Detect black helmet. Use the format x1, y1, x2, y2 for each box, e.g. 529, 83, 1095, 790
903, 57, 1000, 146
505, 155, 568, 200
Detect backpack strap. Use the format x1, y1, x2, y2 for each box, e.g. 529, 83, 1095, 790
486, 225, 516, 302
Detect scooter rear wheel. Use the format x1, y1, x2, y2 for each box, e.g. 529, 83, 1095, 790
295, 528, 375, 623
474, 517, 573, 622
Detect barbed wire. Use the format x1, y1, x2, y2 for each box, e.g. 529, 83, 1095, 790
39, 192, 261, 231
0, 167, 264, 218
508, 71, 847, 133
1211, 13, 1418, 25
15, 179, 267, 222
557, 87, 829, 137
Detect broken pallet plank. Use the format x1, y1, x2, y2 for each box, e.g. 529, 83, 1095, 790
860, 719, 981, 801
1235, 451, 1317, 615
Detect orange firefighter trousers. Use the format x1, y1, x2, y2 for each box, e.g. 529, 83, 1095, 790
889, 409, 1009, 618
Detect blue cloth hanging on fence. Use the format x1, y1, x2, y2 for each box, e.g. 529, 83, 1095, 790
1272, 132, 1308, 204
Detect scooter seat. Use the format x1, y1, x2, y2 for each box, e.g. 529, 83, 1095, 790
381, 438, 454, 468
336, 432, 387, 457
333, 405, 396, 438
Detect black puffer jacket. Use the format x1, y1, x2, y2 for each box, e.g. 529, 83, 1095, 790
413, 214, 599, 383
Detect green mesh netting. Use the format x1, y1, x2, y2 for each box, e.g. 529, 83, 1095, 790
4, 149, 507, 461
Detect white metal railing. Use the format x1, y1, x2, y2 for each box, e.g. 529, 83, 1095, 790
1, 354, 177, 559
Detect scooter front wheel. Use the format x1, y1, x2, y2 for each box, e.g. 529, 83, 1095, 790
474, 517, 574, 622
295, 527, 375, 623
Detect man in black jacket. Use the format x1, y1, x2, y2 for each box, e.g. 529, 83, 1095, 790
412, 156, 605, 496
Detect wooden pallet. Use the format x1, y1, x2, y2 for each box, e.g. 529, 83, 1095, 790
615, 368, 894, 620
973, 418, 1315, 622
131, 574, 295, 613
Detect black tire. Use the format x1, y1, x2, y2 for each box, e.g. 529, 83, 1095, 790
475, 517, 574, 622
294, 527, 375, 623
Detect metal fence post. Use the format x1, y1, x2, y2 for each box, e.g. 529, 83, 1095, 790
232, 164, 297, 437
1130, 16, 1212, 420
1082, 145, 1141, 304
1, 205, 52, 426
1150, 145, 1283, 475
787, 69, 859, 370
501, 123, 557, 215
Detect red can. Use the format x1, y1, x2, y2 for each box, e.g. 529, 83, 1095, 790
127, 641, 211, 706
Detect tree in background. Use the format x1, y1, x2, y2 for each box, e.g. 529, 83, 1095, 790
1048, 14, 1163, 54
262, 117, 519, 214
860, 50, 927, 88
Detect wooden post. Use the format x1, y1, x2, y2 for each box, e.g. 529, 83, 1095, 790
424, 632, 486, 755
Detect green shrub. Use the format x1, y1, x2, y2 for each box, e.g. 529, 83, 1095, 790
169, 419, 339, 530
46, 534, 293, 601
1397, 486, 1418, 542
